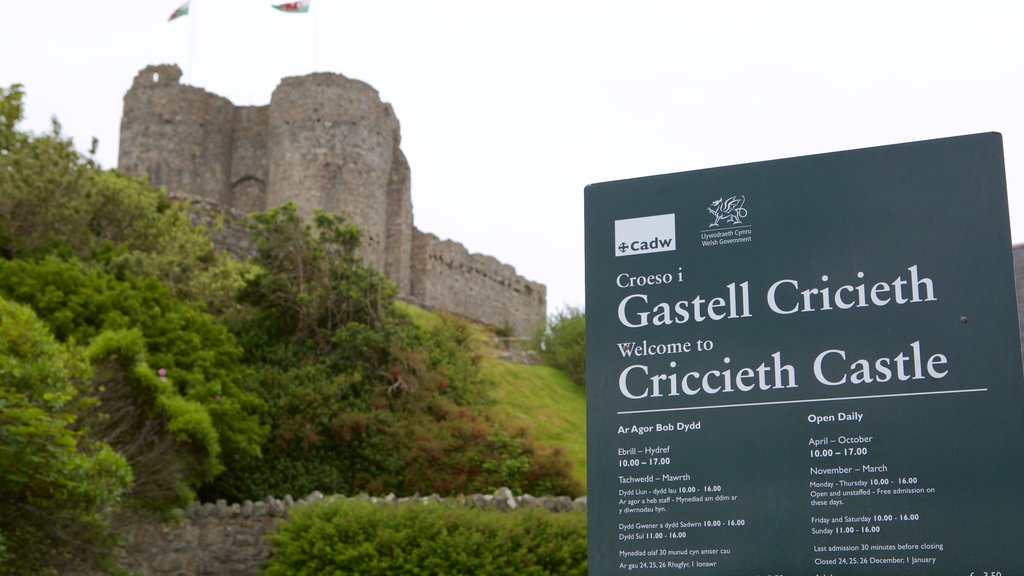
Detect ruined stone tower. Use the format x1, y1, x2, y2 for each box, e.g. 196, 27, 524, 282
119, 64, 544, 336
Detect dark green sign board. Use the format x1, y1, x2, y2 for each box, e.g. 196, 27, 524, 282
584, 133, 1024, 575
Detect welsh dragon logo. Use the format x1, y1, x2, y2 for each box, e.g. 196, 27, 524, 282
707, 195, 748, 227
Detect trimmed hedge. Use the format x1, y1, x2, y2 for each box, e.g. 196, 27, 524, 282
265, 499, 588, 576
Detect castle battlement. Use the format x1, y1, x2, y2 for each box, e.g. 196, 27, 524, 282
119, 64, 545, 336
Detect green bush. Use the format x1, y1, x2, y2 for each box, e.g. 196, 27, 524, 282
0, 84, 255, 312
265, 499, 587, 576
0, 297, 132, 575
83, 329, 222, 509
0, 257, 266, 484
533, 306, 586, 387
243, 203, 395, 353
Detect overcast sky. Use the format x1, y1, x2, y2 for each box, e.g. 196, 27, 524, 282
3, 1, 1022, 312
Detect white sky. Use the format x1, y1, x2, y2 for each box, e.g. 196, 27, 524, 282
3, 0, 1023, 312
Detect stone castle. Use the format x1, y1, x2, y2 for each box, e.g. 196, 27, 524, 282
118, 65, 545, 336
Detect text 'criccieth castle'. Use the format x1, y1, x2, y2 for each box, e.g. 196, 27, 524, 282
118, 64, 545, 336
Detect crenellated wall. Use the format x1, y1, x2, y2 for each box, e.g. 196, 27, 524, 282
412, 230, 547, 336
118, 64, 545, 336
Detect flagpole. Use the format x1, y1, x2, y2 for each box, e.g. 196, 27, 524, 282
314, 4, 320, 71
189, 5, 196, 79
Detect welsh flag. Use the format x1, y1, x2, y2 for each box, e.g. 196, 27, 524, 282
272, 1, 311, 13
168, 1, 190, 21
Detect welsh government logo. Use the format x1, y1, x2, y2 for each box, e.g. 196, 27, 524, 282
614, 213, 676, 257
707, 195, 747, 228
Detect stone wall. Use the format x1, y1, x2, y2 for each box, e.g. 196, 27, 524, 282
118, 64, 545, 336
412, 230, 547, 337
104, 489, 586, 576
227, 106, 269, 213
264, 72, 406, 273
177, 193, 255, 258
120, 66, 237, 209
385, 149, 414, 295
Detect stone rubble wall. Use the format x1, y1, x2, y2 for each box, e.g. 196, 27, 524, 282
119, 64, 546, 336
227, 106, 270, 213
265, 72, 404, 273
119, 65, 237, 212
385, 147, 414, 295
107, 489, 587, 576
411, 229, 547, 337
175, 194, 255, 258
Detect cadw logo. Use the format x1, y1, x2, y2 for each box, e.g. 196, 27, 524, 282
614, 213, 676, 257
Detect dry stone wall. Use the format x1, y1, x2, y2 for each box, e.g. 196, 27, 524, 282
119, 64, 544, 336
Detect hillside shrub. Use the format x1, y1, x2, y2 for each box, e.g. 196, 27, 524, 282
243, 203, 395, 353
83, 329, 222, 510
0, 297, 132, 575
204, 313, 581, 500
0, 83, 254, 312
0, 258, 266, 484
383, 403, 580, 497
202, 209, 580, 500
534, 306, 586, 387
265, 499, 587, 576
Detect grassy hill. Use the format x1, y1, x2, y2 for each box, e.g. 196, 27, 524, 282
398, 302, 587, 492
484, 357, 587, 492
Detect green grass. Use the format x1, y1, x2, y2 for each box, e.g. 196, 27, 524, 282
484, 357, 587, 492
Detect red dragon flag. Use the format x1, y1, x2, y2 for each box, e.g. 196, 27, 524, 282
272, 1, 311, 13
168, 1, 190, 21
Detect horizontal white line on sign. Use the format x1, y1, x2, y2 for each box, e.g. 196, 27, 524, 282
616, 388, 989, 415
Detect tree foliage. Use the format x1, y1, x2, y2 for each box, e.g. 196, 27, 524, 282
0, 83, 254, 312
0, 257, 266, 476
534, 307, 586, 387
243, 202, 395, 353
0, 297, 132, 575
83, 329, 223, 510
202, 206, 580, 500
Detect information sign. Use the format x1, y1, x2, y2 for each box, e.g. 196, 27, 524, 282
584, 133, 1024, 574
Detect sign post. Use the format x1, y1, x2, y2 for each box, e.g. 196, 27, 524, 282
584, 133, 1024, 574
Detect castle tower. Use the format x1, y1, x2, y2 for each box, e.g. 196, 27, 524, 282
266, 73, 408, 280
118, 65, 236, 205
